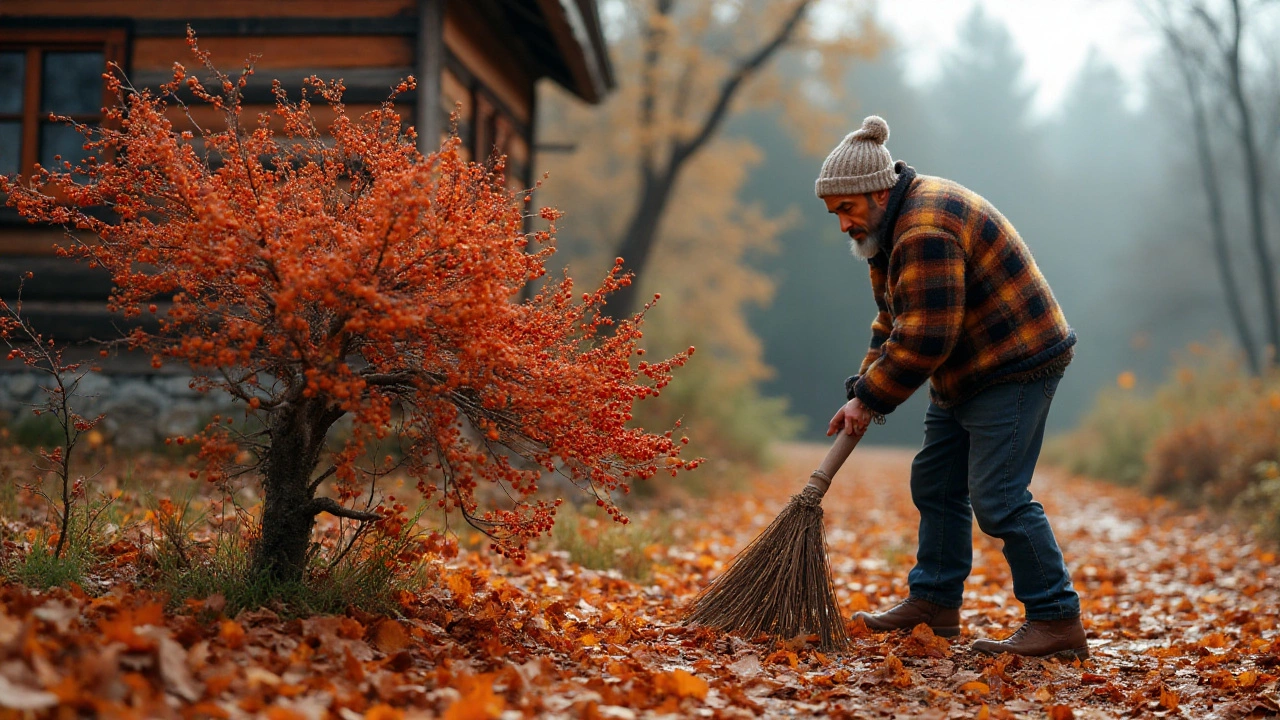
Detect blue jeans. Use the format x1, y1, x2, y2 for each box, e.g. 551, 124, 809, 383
906, 375, 1080, 620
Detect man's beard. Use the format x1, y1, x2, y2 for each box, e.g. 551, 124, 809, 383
848, 222, 886, 259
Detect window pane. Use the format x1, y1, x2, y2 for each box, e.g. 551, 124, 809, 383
42, 51, 104, 116
0, 53, 24, 114
40, 122, 89, 168
0, 121, 21, 174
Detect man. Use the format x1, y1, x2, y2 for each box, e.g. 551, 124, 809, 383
816, 115, 1086, 660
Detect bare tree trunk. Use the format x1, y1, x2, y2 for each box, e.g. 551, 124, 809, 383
1168, 23, 1262, 373
1224, 0, 1280, 364
252, 397, 375, 582
605, 171, 678, 319
601, 0, 811, 322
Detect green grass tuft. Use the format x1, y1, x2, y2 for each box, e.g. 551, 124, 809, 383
546, 502, 672, 583
147, 498, 432, 617
8, 538, 94, 590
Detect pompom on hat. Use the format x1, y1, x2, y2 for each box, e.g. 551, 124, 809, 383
815, 115, 899, 197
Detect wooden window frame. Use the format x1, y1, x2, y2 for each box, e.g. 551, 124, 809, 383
0, 28, 127, 177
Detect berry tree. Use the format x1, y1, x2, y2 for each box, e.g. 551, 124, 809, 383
0, 38, 696, 582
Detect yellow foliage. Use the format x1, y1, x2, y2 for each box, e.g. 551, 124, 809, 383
535, 1, 879, 462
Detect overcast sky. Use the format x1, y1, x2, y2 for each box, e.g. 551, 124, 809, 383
865, 0, 1159, 115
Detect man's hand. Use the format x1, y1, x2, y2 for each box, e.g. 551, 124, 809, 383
828, 397, 874, 437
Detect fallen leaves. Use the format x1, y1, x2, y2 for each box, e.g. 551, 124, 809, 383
1, 446, 1279, 717
660, 668, 709, 700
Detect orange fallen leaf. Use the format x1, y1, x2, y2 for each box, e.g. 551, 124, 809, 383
1047, 705, 1075, 720
876, 653, 913, 688
364, 705, 406, 720
372, 619, 410, 654
219, 620, 245, 649
1160, 684, 1180, 710
445, 572, 475, 608
664, 669, 709, 700
958, 681, 990, 695
443, 674, 505, 720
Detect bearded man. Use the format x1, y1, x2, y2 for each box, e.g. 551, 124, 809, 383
817, 115, 1087, 660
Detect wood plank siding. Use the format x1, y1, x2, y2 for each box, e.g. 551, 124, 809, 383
0, 0, 613, 345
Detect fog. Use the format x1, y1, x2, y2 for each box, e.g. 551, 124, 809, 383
734, 3, 1280, 444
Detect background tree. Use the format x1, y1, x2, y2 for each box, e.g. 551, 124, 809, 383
0, 43, 696, 583
538, 0, 877, 454
1145, 5, 1260, 372
1142, 0, 1280, 369
554, 0, 879, 323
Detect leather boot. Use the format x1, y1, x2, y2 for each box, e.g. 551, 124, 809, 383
853, 598, 961, 637
971, 617, 1089, 660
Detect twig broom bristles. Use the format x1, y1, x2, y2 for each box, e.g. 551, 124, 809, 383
683, 431, 862, 651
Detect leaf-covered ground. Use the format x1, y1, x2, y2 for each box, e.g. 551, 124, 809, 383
3, 444, 1279, 718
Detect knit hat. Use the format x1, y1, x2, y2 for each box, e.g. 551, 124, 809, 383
814, 115, 898, 197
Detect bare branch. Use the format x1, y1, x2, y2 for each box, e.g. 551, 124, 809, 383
309, 496, 380, 522
307, 464, 338, 494
669, 0, 811, 169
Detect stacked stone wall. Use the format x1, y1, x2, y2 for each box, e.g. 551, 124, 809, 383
0, 372, 237, 449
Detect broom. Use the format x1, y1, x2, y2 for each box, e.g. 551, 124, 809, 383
683, 430, 861, 651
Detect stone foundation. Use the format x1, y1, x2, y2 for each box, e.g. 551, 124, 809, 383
0, 371, 238, 449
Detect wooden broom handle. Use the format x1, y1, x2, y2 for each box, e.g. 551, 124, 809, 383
804, 430, 863, 497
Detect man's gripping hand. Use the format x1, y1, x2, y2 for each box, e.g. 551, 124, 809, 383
828, 397, 874, 437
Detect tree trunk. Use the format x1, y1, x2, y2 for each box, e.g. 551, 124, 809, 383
252, 397, 343, 582
1176, 39, 1261, 373
604, 171, 678, 321
1226, 0, 1280, 364
599, 0, 812, 323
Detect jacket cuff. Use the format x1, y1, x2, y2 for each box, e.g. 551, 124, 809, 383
852, 376, 896, 417
844, 375, 860, 401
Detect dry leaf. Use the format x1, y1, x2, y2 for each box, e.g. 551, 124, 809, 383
665, 669, 709, 700
138, 626, 203, 702
219, 620, 246, 649
443, 674, 505, 720
728, 654, 762, 679
372, 619, 410, 654
1047, 705, 1075, 720
0, 676, 58, 710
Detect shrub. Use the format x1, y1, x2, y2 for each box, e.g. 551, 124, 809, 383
1050, 343, 1280, 528
1045, 389, 1167, 486
1236, 461, 1280, 544
0, 34, 697, 586
1144, 397, 1280, 507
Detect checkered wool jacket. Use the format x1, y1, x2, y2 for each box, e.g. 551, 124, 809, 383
846, 163, 1075, 415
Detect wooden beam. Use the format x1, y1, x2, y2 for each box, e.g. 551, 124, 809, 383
0, 257, 113, 301
0, 16, 417, 37
416, 0, 445, 154
532, 0, 606, 103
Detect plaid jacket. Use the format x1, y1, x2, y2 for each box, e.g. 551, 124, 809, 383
847, 163, 1075, 414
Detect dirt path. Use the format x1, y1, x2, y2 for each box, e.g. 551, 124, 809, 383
671, 443, 1280, 718
2, 444, 1279, 718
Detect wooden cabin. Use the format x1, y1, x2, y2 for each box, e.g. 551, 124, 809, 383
0, 0, 613, 353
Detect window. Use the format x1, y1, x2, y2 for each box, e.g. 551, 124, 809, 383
0, 30, 125, 176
